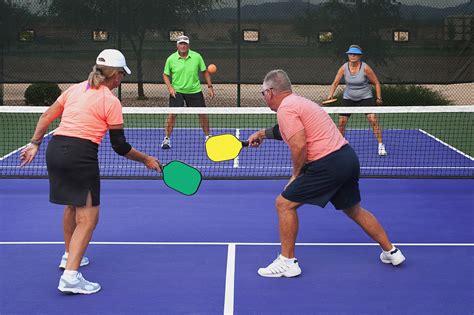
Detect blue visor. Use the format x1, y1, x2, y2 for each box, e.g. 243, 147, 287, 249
346, 47, 363, 54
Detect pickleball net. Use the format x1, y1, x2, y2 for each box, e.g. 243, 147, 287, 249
1, 106, 473, 178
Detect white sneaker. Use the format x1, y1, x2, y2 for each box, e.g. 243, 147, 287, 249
58, 272, 101, 294
380, 247, 405, 266
378, 143, 387, 156
59, 254, 90, 269
257, 254, 302, 278
205, 135, 212, 142
161, 137, 171, 149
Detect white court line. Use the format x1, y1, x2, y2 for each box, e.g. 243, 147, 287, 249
1, 242, 472, 246
0, 127, 239, 161
0, 130, 55, 161
419, 128, 474, 161
233, 129, 240, 168
2, 241, 471, 315
224, 243, 236, 315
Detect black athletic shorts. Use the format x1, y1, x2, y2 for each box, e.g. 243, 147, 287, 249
340, 97, 374, 117
46, 135, 100, 206
281, 144, 361, 210
169, 91, 206, 107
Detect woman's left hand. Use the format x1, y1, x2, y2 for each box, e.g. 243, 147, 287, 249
20, 143, 40, 166
376, 97, 383, 105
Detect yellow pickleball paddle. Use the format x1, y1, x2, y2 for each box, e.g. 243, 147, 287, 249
205, 134, 250, 162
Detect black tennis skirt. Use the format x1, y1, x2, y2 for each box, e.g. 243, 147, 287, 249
340, 97, 374, 117
46, 135, 100, 206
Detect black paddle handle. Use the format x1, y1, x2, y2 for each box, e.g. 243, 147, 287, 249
241, 139, 260, 147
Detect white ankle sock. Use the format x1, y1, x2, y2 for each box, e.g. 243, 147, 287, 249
383, 246, 396, 255
279, 254, 297, 265
63, 270, 78, 279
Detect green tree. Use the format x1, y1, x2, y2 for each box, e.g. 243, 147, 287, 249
46, 0, 219, 99
294, 0, 401, 64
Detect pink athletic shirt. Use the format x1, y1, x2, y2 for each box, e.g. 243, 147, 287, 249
54, 81, 124, 144
277, 94, 348, 162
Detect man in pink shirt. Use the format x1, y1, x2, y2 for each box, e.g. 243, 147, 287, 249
247, 70, 405, 278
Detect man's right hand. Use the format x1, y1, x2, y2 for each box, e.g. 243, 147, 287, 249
247, 129, 265, 147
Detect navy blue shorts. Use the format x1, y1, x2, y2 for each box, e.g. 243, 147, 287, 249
169, 92, 206, 107
281, 144, 361, 210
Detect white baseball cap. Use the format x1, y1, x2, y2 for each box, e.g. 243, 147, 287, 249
176, 35, 190, 44
96, 49, 131, 74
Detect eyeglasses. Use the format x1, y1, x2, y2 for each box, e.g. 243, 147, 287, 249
261, 88, 273, 96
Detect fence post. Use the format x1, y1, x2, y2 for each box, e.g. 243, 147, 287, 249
0, 45, 4, 105
237, 0, 241, 107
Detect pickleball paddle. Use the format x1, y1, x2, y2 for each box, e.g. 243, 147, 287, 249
205, 134, 250, 162
321, 98, 337, 105
162, 160, 202, 196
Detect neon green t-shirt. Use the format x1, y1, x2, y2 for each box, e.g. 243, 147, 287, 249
163, 50, 207, 94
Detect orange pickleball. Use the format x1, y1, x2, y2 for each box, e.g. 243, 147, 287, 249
207, 64, 217, 74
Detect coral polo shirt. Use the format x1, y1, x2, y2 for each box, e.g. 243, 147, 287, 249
54, 81, 123, 144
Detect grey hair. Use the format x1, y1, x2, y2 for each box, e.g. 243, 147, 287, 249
263, 69, 292, 93
87, 65, 122, 88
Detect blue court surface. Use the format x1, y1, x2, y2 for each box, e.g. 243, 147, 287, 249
1, 178, 473, 314
1, 128, 473, 178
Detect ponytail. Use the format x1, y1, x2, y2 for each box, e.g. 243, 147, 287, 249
87, 65, 122, 88
88, 65, 106, 88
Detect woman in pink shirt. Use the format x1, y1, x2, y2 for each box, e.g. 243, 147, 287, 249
248, 70, 405, 278
20, 49, 161, 294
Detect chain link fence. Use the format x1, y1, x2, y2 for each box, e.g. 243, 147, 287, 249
1, 0, 473, 106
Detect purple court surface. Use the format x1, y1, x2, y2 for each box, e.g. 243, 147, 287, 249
1, 178, 473, 314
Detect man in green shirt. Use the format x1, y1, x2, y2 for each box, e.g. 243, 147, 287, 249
161, 35, 215, 149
